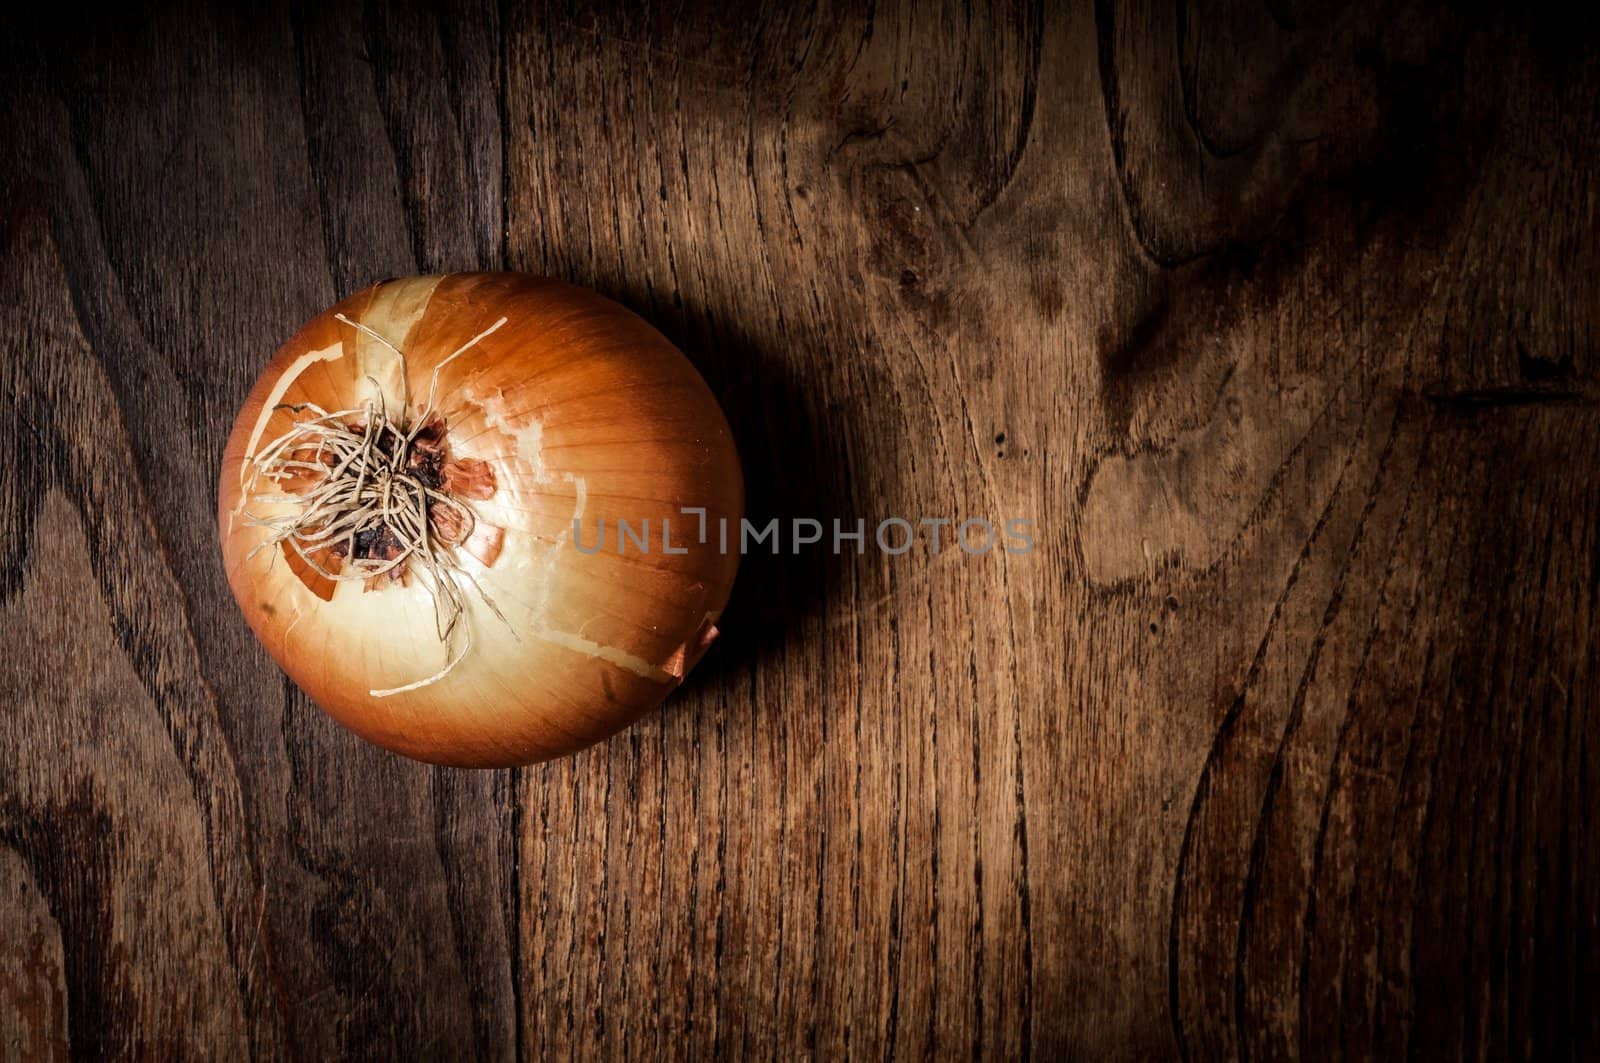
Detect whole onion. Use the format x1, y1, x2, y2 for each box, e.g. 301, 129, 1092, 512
217, 273, 743, 767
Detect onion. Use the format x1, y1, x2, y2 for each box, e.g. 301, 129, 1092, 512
218, 273, 743, 767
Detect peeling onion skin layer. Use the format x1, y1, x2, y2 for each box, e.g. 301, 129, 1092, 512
218, 274, 743, 767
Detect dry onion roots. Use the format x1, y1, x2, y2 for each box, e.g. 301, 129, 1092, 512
218, 274, 743, 767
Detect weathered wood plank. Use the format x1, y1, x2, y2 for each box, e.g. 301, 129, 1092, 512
2, 1, 1597, 1057
2, 3, 519, 1058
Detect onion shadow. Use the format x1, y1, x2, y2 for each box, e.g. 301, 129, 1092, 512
584, 280, 861, 699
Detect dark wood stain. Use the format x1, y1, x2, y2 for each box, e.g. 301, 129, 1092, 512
2, 1, 1597, 1057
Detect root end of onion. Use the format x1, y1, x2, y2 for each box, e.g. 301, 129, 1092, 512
243, 317, 508, 694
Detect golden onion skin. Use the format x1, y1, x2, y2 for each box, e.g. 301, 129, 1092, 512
218, 274, 743, 767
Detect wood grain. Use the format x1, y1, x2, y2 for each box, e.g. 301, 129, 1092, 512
2, 0, 1597, 1057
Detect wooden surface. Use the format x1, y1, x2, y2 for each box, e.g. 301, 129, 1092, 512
3, 1, 1598, 1057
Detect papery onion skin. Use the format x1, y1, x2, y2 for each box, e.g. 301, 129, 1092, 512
218, 273, 743, 767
